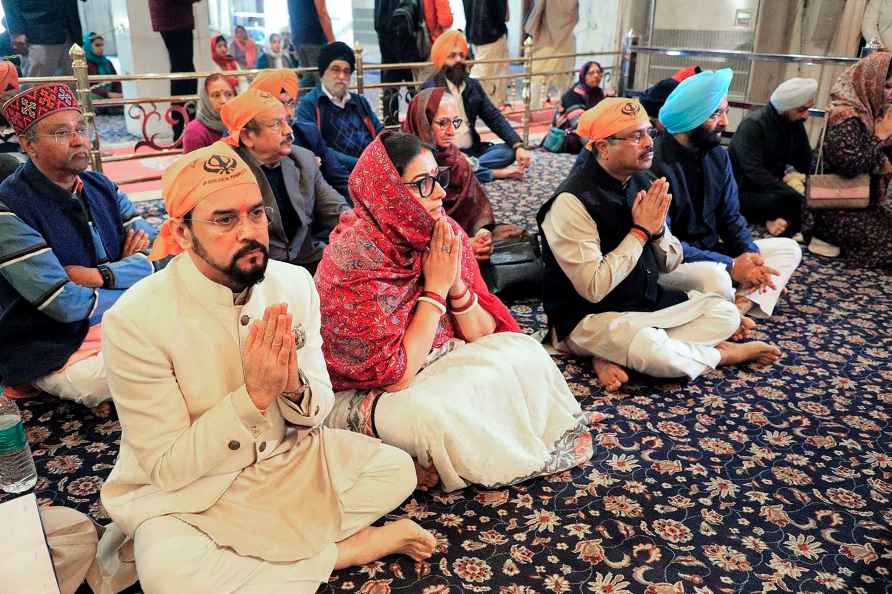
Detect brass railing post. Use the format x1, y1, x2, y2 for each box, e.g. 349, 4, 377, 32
521, 37, 534, 147
70, 44, 103, 173
354, 42, 365, 94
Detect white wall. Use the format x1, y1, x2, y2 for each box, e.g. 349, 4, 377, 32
654, 0, 756, 31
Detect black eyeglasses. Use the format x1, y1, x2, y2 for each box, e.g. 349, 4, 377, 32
432, 117, 462, 130
606, 127, 656, 145
403, 167, 451, 198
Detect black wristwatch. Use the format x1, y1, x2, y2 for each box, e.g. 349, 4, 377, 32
97, 264, 114, 289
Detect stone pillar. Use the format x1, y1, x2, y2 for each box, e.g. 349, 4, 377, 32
111, 0, 211, 140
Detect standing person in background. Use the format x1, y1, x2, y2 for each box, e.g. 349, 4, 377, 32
424, 0, 453, 42
524, 0, 579, 109
463, 0, 510, 109
288, 0, 335, 91
0, 0, 82, 77
230, 25, 258, 70
374, 0, 424, 127
257, 33, 296, 70
148, 0, 201, 142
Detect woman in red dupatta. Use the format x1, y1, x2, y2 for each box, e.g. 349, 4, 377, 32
211, 35, 242, 91
316, 132, 592, 492
402, 87, 525, 261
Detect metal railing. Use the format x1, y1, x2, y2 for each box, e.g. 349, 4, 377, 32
16, 41, 619, 187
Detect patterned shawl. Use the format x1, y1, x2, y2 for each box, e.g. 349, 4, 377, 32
315, 132, 520, 391
827, 51, 892, 130
402, 87, 495, 235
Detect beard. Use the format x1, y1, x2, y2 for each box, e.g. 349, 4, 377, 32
443, 62, 469, 87
193, 237, 269, 290
689, 124, 723, 151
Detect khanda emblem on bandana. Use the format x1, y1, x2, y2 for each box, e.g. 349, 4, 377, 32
203, 154, 238, 175
621, 102, 641, 116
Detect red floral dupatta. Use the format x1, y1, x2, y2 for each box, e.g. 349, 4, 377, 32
402, 87, 495, 236
315, 132, 520, 391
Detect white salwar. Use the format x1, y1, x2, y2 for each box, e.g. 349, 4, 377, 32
658, 237, 802, 318
327, 332, 591, 492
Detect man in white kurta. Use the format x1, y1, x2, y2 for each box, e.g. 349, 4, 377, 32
538, 99, 781, 392
99, 143, 435, 594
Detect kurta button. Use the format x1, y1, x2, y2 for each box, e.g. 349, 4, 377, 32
228, 440, 240, 450
240, 315, 250, 326
259, 442, 267, 452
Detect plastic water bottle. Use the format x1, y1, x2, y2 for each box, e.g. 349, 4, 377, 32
0, 391, 37, 493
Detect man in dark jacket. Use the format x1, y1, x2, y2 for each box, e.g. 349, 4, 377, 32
148, 0, 201, 141
222, 89, 351, 273
0, 0, 82, 76
652, 68, 802, 319
297, 42, 384, 173
374, 0, 424, 126
729, 77, 817, 237
0, 84, 155, 404
463, 0, 509, 106
422, 31, 531, 182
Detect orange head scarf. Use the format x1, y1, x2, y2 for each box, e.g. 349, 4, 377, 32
577, 98, 650, 148
150, 142, 261, 260
218, 88, 283, 147
431, 31, 469, 70
250, 69, 299, 103
0, 61, 19, 94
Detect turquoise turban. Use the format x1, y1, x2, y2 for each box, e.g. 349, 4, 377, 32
659, 68, 733, 134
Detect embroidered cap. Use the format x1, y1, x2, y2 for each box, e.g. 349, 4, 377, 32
1, 84, 80, 135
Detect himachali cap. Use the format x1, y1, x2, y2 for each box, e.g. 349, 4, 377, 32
1, 84, 80, 135
149, 142, 262, 261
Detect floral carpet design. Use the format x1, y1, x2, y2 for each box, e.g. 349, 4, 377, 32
3, 151, 891, 594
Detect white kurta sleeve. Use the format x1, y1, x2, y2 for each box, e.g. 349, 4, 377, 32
541, 192, 645, 304
652, 226, 684, 273
103, 308, 272, 493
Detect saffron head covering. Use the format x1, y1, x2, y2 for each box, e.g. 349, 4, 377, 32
219, 88, 283, 147
0, 61, 19, 94
150, 142, 260, 260
659, 68, 733, 134
250, 69, 299, 102
431, 31, 469, 69
318, 41, 355, 74
770, 78, 818, 112
1, 84, 80, 135
577, 97, 650, 147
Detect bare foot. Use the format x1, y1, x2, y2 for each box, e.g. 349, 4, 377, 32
493, 163, 525, 180
592, 357, 628, 392
415, 460, 440, 491
730, 316, 756, 341
334, 519, 436, 569
388, 519, 438, 561
735, 294, 754, 316
766, 218, 788, 236
716, 341, 782, 367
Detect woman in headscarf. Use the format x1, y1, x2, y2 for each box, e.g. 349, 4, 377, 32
553, 61, 608, 153
181, 74, 235, 153
315, 131, 592, 492
803, 51, 892, 268
402, 87, 525, 261
229, 25, 258, 69
210, 34, 247, 92
256, 33, 295, 69
83, 32, 122, 101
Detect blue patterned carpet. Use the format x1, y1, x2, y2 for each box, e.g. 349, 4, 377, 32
3, 151, 892, 594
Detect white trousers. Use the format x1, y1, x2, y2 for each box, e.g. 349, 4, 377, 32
658, 238, 802, 318
530, 37, 576, 108
471, 35, 510, 106
565, 296, 740, 380
133, 444, 415, 594
34, 353, 110, 408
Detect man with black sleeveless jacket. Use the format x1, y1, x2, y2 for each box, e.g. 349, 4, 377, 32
538, 98, 781, 392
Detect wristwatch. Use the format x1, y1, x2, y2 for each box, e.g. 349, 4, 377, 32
97, 264, 114, 289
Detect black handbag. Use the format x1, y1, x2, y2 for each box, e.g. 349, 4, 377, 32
480, 233, 543, 301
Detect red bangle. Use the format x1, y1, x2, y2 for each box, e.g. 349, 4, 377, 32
630, 228, 649, 243
421, 290, 447, 308
450, 291, 477, 313
448, 285, 470, 302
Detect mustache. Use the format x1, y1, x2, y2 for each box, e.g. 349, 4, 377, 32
281, 133, 294, 145
232, 241, 268, 261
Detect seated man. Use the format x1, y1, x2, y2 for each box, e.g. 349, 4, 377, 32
538, 99, 780, 392
250, 69, 351, 199
220, 88, 350, 273
296, 41, 383, 173
101, 143, 435, 594
0, 84, 155, 406
422, 31, 532, 183
729, 77, 817, 237
653, 69, 802, 319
